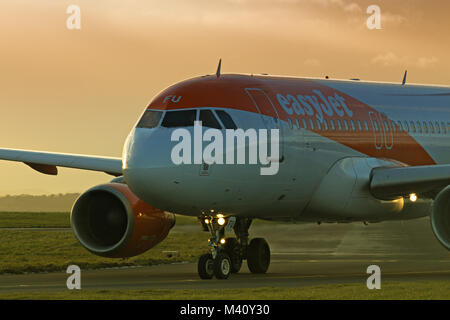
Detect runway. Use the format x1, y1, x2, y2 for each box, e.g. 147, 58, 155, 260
0, 217, 449, 293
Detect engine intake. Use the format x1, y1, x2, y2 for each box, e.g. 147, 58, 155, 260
71, 183, 175, 258
431, 185, 450, 251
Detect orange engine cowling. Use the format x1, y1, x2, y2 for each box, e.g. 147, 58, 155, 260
70, 183, 175, 258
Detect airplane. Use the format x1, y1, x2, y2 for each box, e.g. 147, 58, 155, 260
1, 65, 450, 280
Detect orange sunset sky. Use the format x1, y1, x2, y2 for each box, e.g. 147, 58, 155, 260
0, 0, 449, 195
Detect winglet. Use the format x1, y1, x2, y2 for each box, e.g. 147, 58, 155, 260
402, 70, 407, 86
216, 59, 222, 78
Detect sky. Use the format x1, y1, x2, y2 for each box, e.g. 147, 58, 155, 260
0, 0, 449, 195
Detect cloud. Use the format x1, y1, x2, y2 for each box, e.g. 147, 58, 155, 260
382, 12, 406, 26
371, 52, 400, 67
224, 0, 362, 12
371, 52, 439, 68
308, 0, 362, 12
343, 3, 362, 13
416, 56, 439, 68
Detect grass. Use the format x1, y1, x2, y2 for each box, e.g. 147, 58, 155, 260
1, 281, 449, 300
0, 212, 201, 228
0, 212, 70, 228
0, 211, 284, 229
0, 228, 209, 274
1, 212, 447, 300
0, 211, 283, 275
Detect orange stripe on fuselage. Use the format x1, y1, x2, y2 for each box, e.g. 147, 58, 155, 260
148, 74, 435, 166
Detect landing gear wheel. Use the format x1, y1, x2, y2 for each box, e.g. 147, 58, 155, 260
223, 238, 243, 274
213, 252, 232, 279
198, 253, 214, 279
247, 238, 270, 274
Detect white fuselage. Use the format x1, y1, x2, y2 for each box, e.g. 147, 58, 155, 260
122, 75, 450, 223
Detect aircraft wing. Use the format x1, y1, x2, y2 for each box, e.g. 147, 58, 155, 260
0, 148, 122, 177
370, 164, 450, 200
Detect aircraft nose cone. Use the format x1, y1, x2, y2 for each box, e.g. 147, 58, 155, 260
123, 127, 176, 169
123, 127, 190, 209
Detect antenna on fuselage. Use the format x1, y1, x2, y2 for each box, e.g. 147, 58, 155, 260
216, 59, 222, 78
402, 70, 407, 85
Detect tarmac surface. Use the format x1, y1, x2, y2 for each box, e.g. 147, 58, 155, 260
0, 217, 449, 292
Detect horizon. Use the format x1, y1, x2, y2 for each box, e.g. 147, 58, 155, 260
0, 193, 80, 197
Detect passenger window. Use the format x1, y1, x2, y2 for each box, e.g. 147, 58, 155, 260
372, 120, 379, 132
429, 121, 435, 134
384, 120, 389, 132
137, 110, 163, 129
410, 121, 416, 133
337, 120, 342, 131
416, 121, 422, 134
199, 110, 222, 129
350, 120, 356, 131
288, 118, 293, 130
302, 119, 307, 129
404, 121, 409, 132
295, 119, 300, 129
316, 119, 322, 131
441, 122, 447, 134
422, 121, 428, 134
364, 120, 369, 131
323, 120, 329, 131
343, 119, 349, 131
397, 121, 403, 132
216, 110, 237, 129
357, 120, 362, 131
162, 110, 197, 128
330, 119, 336, 131
436, 121, 441, 134
309, 119, 315, 130
403, 120, 409, 132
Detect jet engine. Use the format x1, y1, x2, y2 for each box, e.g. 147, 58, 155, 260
431, 185, 450, 250
71, 183, 175, 258
305, 157, 431, 222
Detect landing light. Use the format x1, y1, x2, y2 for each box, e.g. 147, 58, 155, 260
217, 217, 226, 226
220, 238, 226, 244
204, 219, 210, 224
409, 193, 418, 202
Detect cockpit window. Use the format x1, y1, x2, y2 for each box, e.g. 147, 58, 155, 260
136, 110, 163, 128
216, 110, 237, 129
162, 110, 197, 128
200, 110, 222, 129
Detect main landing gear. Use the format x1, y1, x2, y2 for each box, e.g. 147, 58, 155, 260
197, 215, 271, 280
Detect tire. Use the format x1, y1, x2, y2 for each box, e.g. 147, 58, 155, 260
223, 238, 243, 274
213, 252, 232, 279
198, 253, 214, 279
247, 238, 270, 274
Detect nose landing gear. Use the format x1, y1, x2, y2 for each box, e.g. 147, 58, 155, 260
197, 215, 270, 280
